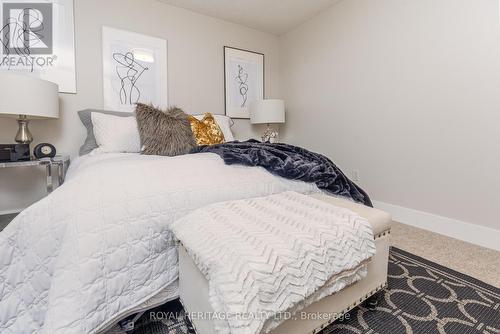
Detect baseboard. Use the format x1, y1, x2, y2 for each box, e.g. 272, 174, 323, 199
373, 201, 500, 252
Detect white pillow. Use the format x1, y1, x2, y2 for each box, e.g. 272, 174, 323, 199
91, 112, 141, 154
194, 114, 235, 142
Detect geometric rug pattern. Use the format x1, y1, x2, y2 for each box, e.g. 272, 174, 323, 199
323, 247, 500, 334
121, 247, 500, 334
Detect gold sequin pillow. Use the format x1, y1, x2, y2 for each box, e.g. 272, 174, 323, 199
188, 113, 226, 145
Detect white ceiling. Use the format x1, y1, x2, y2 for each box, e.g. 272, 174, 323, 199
157, 0, 340, 35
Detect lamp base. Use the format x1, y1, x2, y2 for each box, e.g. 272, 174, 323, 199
261, 124, 279, 143
15, 115, 33, 144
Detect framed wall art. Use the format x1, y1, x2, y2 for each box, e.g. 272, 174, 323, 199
224, 46, 264, 119
102, 26, 167, 112
0, 0, 76, 93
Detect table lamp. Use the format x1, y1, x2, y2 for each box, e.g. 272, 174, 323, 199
249, 99, 285, 143
0, 73, 59, 144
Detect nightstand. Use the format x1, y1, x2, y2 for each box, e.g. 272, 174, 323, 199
0, 155, 70, 193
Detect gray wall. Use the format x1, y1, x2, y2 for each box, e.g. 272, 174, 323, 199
2, 0, 499, 239
280, 0, 500, 231
0, 0, 279, 212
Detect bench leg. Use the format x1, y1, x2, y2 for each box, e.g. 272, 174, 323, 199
364, 292, 382, 310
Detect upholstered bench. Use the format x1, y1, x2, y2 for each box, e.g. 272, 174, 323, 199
179, 193, 392, 334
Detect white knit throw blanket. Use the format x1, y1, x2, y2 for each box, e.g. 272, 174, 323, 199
171, 192, 376, 334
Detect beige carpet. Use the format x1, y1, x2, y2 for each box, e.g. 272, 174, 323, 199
390, 221, 500, 288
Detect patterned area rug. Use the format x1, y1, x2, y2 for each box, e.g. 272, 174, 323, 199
112, 247, 500, 334
323, 247, 500, 334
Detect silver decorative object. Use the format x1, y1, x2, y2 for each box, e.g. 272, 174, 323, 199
15, 116, 33, 144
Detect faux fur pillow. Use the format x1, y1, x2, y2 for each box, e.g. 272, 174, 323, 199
135, 104, 196, 156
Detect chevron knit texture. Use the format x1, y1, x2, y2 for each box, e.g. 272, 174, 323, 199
171, 192, 376, 334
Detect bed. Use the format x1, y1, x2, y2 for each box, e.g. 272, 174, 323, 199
0, 152, 320, 334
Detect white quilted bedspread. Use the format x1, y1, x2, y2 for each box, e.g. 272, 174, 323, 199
172, 192, 376, 334
0, 153, 318, 334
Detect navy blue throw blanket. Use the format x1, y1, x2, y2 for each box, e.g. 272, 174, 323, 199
190, 140, 372, 207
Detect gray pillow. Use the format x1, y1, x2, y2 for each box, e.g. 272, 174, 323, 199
135, 104, 196, 156
78, 109, 133, 156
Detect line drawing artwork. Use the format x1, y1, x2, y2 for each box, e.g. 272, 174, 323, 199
0, 8, 45, 72
235, 64, 249, 107
113, 52, 149, 105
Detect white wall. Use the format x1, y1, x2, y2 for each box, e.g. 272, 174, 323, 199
0, 0, 279, 213
280, 0, 500, 231
3, 0, 500, 241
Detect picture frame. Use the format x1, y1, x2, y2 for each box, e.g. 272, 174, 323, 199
0, 0, 77, 93
224, 46, 264, 119
102, 26, 167, 113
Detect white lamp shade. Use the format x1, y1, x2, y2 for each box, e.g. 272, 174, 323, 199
0, 73, 59, 119
250, 99, 285, 124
